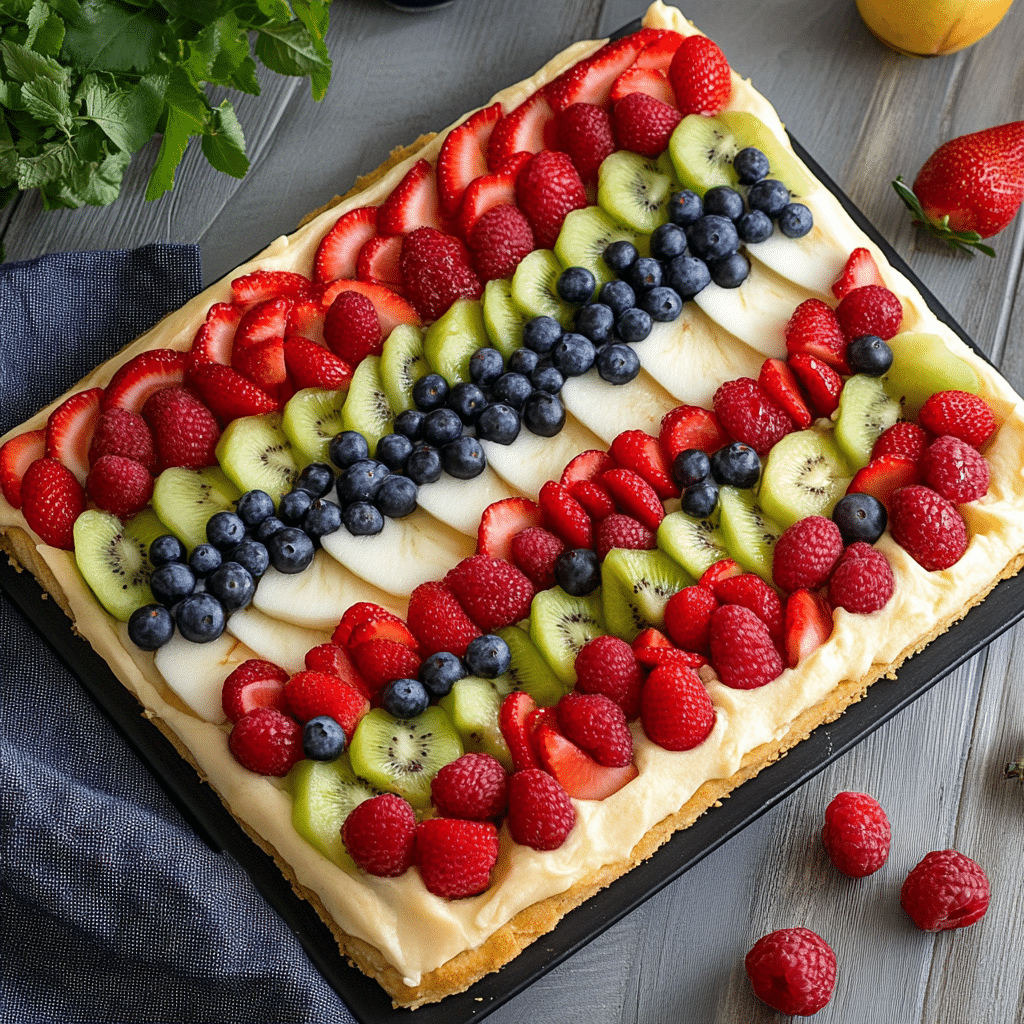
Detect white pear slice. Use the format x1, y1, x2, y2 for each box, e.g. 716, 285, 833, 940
560, 370, 676, 444
252, 552, 403, 632
320, 511, 475, 596
225, 606, 331, 675
415, 463, 525, 537
746, 220, 847, 297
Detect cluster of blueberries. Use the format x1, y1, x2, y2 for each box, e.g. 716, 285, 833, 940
673, 440, 764, 519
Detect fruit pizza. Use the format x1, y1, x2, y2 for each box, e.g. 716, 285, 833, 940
2, 0, 1024, 1010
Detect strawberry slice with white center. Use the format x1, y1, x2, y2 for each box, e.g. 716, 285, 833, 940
188, 302, 241, 372
634, 30, 684, 70
283, 337, 353, 391
476, 495, 543, 561
234, 336, 288, 391
102, 349, 187, 414
377, 159, 442, 236
313, 205, 378, 286
544, 36, 646, 113
286, 297, 326, 346
189, 363, 278, 423
499, 691, 542, 773
356, 234, 405, 294
233, 295, 292, 356
783, 589, 834, 669
0, 428, 46, 509
698, 558, 743, 589
609, 429, 678, 500
560, 448, 616, 488
44, 386, 103, 484
847, 454, 922, 507
437, 102, 503, 220
221, 659, 290, 724
831, 246, 885, 301
532, 720, 638, 800
659, 404, 730, 460
454, 152, 530, 239
609, 66, 676, 106
230, 269, 312, 308
486, 91, 556, 172
318, 279, 421, 336
758, 357, 813, 429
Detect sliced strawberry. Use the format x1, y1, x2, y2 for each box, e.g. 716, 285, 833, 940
544, 36, 645, 113
609, 66, 676, 106
477, 495, 543, 561
659, 404, 730, 459
538, 480, 593, 549
282, 337, 353, 391
454, 152, 530, 238
20, 457, 86, 549
231, 270, 312, 307
634, 30, 684, 70
287, 297, 326, 345
831, 246, 884, 301
784, 298, 850, 374
304, 643, 374, 702
560, 448, 616, 488
632, 643, 708, 671
233, 335, 287, 391
233, 296, 292, 356
532, 721, 638, 800
499, 691, 542, 773
847, 455, 922, 508
698, 557, 743, 589
787, 351, 843, 418
783, 589, 834, 669
347, 616, 419, 652
0, 428, 46, 509
436, 102, 503, 219
569, 478, 617, 521
486, 91, 555, 171
189, 364, 278, 423
598, 468, 665, 531
631, 626, 674, 652
332, 603, 405, 647
188, 303, 240, 371
221, 659, 290, 724
377, 159, 442, 236
609, 429, 678, 500
356, 234, 405, 294
45, 387, 103, 484
758, 358, 813, 429
318, 279, 422, 335
102, 349, 187, 414
313, 205, 378, 286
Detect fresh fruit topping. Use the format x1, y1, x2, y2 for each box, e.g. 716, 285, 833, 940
745, 927, 837, 1016
786, 352, 843, 418
430, 752, 508, 821
835, 284, 903, 341
545, 36, 643, 112
509, 526, 565, 588
356, 234, 405, 294
400, 227, 483, 323
889, 484, 969, 571
406, 580, 482, 657
436, 102, 503, 219
659, 404, 729, 459
342, 792, 416, 877
918, 390, 997, 449
609, 66, 676, 106
455, 152, 530, 237
0, 428, 45, 509
663, 584, 718, 655
378, 158, 442, 236
758, 429, 850, 529
634, 30, 684, 70
595, 513, 656, 562
414, 817, 500, 899
445, 554, 536, 633
499, 691, 542, 772
831, 491, 888, 545
631, 630, 707, 671
599, 468, 665, 531
570, 478, 617, 521
709, 604, 784, 689
573, 634, 643, 719
284, 670, 370, 739
515, 150, 588, 251
87, 407, 156, 473
141, 386, 220, 471
189, 303, 242, 371
556, 692, 632, 768
228, 707, 303, 777
561, 449, 616, 488
532, 720, 638, 800
827, 542, 894, 613
538, 480, 593, 549
554, 102, 616, 184
771, 515, 844, 592
612, 91, 682, 158
712, 377, 795, 457
476, 495, 542, 562
872, 421, 929, 462
332, 601, 403, 647
348, 615, 419, 652
466, 203, 535, 282
506, 768, 576, 851
640, 662, 716, 751
102, 350, 187, 413
821, 790, 890, 877
231, 270, 311, 307
847, 454, 922, 508
758, 358, 812, 430
610, 429, 677, 500
782, 588, 833, 668
282, 337, 353, 391
668, 34, 732, 116
314, 207, 380, 287
351, 638, 422, 692
85, 454, 153, 519
832, 247, 885, 300
920, 434, 989, 503
45, 387, 103, 484
189, 364, 278, 422
221, 659, 290, 723
712, 572, 783, 641
846, 333, 894, 377
900, 849, 990, 931
784, 298, 848, 373
323, 288, 383, 365
486, 91, 554, 171
20, 457, 86, 549
698, 558, 743, 589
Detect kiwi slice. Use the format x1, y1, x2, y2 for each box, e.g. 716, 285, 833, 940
884, 331, 981, 418
497, 624, 568, 707
438, 675, 514, 771
554, 206, 648, 296
288, 753, 382, 868
152, 465, 241, 550
834, 374, 901, 471
511, 249, 576, 328
601, 547, 694, 642
597, 150, 673, 234
482, 278, 527, 360
380, 323, 430, 412
718, 485, 783, 582
657, 510, 731, 579
529, 587, 606, 687
758, 429, 852, 529
340, 355, 395, 449
423, 298, 488, 385
73, 508, 163, 620
216, 412, 299, 506
717, 111, 814, 196
282, 387, 347, 466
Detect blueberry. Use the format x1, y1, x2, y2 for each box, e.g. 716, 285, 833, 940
448, 382, 488, 425
574, 302, 615, 345
343, 501, 385, 536
234, 489, 276, 528
380, 677, 431, 719
531, 363, 565, 394
832, 492, 888, 545
188, 543, 222, 579
228, 537, 270, 579
736, 209, 774, 244
253, 515, 286, 543
475, 403, 521, 445
266, 526, 315, 573
421, 407, 464, 448
206, 561, 256, 613
639, 285, 683, 322
441, 436, 487, 479
846, 334, 893, 377
522, 391, 566, 437
672, 448, 711, 488
598, 279, 636, 318
175, 592, 226, 644
464, 634, 511, 678
602, 239, 639, 275
206, 510, 246, 552
615, 306, 653, 344
687, 215, 740, 261
680, 479, 719, 518
556, 266, 597, 305
554, 547, 601, 595
393, 408, 425, 441
778, 202, 813, 238
625, 256, 662, 293
668, 189, 703, 227
508, 346, 541, 376
419, 651, 468, 698
405, 445, 443, 485
303, 498, 344, 540
650, 222, 688, 261
376, 474, 418, 518
710, 441, 761, 488
522, 316, 563, 354
412, 372, 450, 412
733, 146, 770, 185
149, 534, 187, 568
747, 177, 790, 217
375, 432, 414, 471
302, 716, 347, 761
127, 603, 175, 650
663, 254, 711, 300
596, 343, 641, 385
279, 488, 314, 527
328, 430, 369, 470
469, 347, 505, 386
703, 185, 745, 221
149, 561, 196, 607
293, 462, 335, 499
492, 371, 533, 411
338, 458, 390, 504
709, 251, 750, 289
551, 332, 596, 377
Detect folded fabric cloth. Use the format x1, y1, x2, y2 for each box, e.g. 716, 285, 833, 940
0, 245, 354, 1023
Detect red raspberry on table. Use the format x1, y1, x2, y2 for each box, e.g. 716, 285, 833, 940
141, 386, 220, 471
889, 484, 968, 571
507, 768, 576, 851
20, 457, 86, 550
554, 102, 616, 184
872, 420, 929, 463
640, 662, 716, 751
772, 515, 844, 593
86, 454, 153, 519
821, 791, 891, 877
414, 817, 500, 899
900, 849, 990, 931
227, 707, 303, 777
744, 927, 837, 1016
509, 526, 565, 588
341, 793, 416, 878
712, 377, 795, 457
221, 659, 289, 724
514, 150, 588, 250
430, 753, 508, 821
400, 226, 483, 323
668, 35, 732, 116
835, 283, 903, 340
595, 513, 657, 561
556, 692, 633, 768
920, 434, 990, 503
406, 580, 481, 657
467, 202, 535, 282
709, 604, 784, 689
663, 584, 718, 655
574, 634, 645, 719
87, 407, 156, 473
612, 91, 682, 157
827, 542, 895, 614
445, 554, 536, 633
918, 390, 997, 449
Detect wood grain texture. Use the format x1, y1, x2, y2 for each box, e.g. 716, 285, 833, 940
3, 0, 1023, 1021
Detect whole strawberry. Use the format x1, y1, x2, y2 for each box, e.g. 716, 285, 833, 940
745, 927, 837, 1016
821, 791, 891, 877
894, 121, 1024, 255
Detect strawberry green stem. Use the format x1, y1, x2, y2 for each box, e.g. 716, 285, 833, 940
892, 178, 996, 258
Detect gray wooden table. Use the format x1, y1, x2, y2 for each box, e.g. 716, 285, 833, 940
4, 1, 1023, 1020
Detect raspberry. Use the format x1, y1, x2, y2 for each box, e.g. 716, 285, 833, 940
640, 662, 716, 751
772, 515, 844, 592
556, 692, 633, 767
509, 526, 565, 588
141, 386, 220, 471
821, 791, 891, 877
400, 226, 483, 323
744, 927, 837, 1016
611, 91, 682, 157
835, 283, 903, 340
341, 793, 416, 878
889, 484, 968, 571
574, 634, 645, 719
430, 753, 508, 821
445, 554, 536, 633
227, 707, 303, 777
784, 297, 848, 372
406, 580, 481, 657
712, 377, 795, 457
827, 542, 895, 614
554, 102, 615, 184
595, 513, 657, 561
668, 35, 732, 116
663, 584, 718, 654
414, 817, 500, 898
466, 202, 535, 282
920, 434, 990, 503
712, 572, 783, 641
87, 407, 156, 472
350, 638, 422, 692
900, 849, 990, 931
918, 390, 997, 449
506, 768, 576, 851
709, 604, 784, 689
221, 659, 289, 724
871, 420, 929, 462
514, 150, 588, 250
86, 454, 154, 519
283, 670, 370, 739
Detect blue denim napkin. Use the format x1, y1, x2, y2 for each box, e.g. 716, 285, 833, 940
0, 245, 354, 1023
